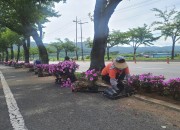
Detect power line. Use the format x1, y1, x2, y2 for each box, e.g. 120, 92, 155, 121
114, 0, 160, 14
45, 21, 73, 36
45, 0, 173, 35
44, 0, 179, 41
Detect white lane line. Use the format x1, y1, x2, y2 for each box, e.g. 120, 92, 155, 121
0, 71, 28, 130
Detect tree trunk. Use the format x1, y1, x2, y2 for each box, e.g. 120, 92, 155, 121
22, 38, 30, 63
65, 50, 68, 57
5, 48, 8, 62
75, 49, 78, 60
57, 50, 60, 60
16, 44, 20, 62
90, 0, 122, 70
31, 28, 49, 64
10, 44, 14, 60
38, 24, 43, 40
133, 49, 137, 61
2, 51, 4, 61
107, 47, 110, 60
171, 37, 175, 60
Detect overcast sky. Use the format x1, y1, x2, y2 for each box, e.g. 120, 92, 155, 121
42, 0, 180, 46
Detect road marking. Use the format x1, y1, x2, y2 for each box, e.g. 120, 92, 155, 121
0, 71, 28, 130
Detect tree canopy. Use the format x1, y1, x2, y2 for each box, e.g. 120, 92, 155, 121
0, 0, 66, 63
151, 8, 180, 59
127, 24, 159, 60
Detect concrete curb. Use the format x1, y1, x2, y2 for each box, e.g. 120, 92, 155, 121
133, 94, 180, 112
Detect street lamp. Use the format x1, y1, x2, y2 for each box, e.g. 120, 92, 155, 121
78, 20, 88, 61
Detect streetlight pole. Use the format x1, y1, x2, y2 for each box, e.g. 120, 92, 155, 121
78, 20, 88, 61
73, 17, 80, 60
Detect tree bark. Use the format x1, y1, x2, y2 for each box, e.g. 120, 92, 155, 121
90, 0, 122, 70
38, 24, 43, 40
5, 48, 8, 62
2, 51, 4, 61
133, 48, 137, 61
57, 50, 60, 60
10, 44, 14, 60
31, 28, 49, 64
22, 38, 30, 63
171, 37, 175, 60
16, 44, 20, 62
107, 47, 110, 60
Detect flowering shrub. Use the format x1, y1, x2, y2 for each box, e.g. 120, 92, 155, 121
164, 78, 180, 100
11, 61, 17, 66
61, 78, 72, 88
49, 61, 79, 75
36, 64, 49, 72
128, 73, 180, 100
128, 75, 140, 90
71, 70, 100, 92
24, 63, 34, 68
85, 69, 99, 82
137, 73, 164, 92
14, 62, 24, 68
49, 61, 79, 88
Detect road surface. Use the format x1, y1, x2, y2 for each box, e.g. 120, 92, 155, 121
0, 65, 180, 130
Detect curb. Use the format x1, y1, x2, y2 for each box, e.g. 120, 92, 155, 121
133, 94, 180, 112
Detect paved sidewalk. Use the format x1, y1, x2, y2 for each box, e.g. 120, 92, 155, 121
0, 66, 180, 130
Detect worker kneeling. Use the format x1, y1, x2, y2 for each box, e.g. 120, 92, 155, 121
101, 56, 134, 98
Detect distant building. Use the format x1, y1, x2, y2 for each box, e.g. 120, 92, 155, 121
143, 55, 150, 58
152, 53, 171, 58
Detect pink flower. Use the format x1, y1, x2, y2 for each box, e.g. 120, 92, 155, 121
90, 77, 94, 81
93, 73, 97, 77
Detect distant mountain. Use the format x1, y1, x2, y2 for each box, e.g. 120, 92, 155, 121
75, 42, 180, 53
14, 41, 180, 55
109, 46, 180, 54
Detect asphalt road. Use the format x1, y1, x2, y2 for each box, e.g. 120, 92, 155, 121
0, 65, 180, 130
73, 61, 180, 80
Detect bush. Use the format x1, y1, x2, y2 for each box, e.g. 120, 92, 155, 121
49, 61, 79, 87
128, 73, 180, 100
85, 55, 90, 59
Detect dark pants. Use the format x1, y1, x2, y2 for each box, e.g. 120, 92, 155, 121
102, 71, 126, 92
101, 71, 126, 84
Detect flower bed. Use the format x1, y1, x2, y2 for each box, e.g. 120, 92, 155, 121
14, 62, 24, 69
35, 64, 50, 77
72, 69, 101, 92
128, 73, 180, 101
49, 61, 79, 87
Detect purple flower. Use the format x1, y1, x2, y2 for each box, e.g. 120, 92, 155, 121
93, 73, 97, 76
90, 77, 94, 81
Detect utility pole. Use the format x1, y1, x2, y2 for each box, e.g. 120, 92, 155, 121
73, 17, 80, 60
78, 20, 88, 61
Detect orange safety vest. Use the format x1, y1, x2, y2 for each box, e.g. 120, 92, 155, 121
101, 63, 130, 79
